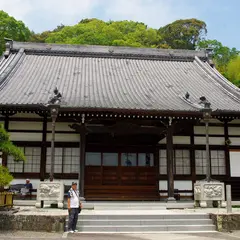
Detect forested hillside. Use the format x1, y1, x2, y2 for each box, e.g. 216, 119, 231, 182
0, 10, 239, 86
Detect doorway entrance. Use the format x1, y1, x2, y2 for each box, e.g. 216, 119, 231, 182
84, 152, 159, 200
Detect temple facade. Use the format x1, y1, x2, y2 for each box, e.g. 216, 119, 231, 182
0, 40, 240, 200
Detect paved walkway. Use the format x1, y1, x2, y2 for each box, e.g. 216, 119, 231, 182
0, 231, 239, 240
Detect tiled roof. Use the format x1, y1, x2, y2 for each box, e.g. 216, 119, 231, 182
0, 41, 240, 114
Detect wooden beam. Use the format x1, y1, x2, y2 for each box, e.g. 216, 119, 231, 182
166, 123, 175, 201
2, 116, 9, 167
224, 121, 231, 178
40, 115, 47, 181
79, 126, 86, 198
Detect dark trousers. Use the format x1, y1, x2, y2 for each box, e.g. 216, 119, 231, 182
68, 208, 79, 231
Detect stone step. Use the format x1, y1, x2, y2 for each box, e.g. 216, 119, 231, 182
73, 219, 213, 226
94, 206, 167, 210
77, 214, 210, 220
74, 225, 216, 232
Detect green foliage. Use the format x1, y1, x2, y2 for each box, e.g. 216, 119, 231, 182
45, 19, 160, 48
0, 10, 31, 54
158, 18, 207, 50
0, 165, 13, 187
226, 57, 240, 87
0, 124, 25, 161
198, 39, 239, 75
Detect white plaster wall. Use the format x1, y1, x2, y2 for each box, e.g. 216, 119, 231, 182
194, 136, 225, 145
47, 122, 76, 132
229, 137, 240, 146
10, 113, 42, 119
10, 132, 42, 141
159, 136, 190, 144
229, 120, 240, 124
9, 121, 43, 131
159, 180, 192, 190
228, 127, 240, 136
229, 151, 240, 177
46, 133, 80, 142
194, 126, 224, 135
10, 179, 78, 189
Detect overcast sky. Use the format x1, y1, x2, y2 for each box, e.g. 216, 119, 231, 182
0, 0, 239, 49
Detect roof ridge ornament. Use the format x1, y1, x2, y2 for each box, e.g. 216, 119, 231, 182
48, 87, 62, 105
4, 38, 13, 59
205, 48, 214, 68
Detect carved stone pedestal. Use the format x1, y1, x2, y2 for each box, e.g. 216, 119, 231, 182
35, 182, 64, 209
194, 181, 226, 208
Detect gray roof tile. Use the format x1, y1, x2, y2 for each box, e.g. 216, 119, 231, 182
0, 41, 240, 114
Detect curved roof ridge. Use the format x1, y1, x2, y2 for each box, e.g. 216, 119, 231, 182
194, 56, 240, 104
0, 48, 25, 89
11, 41, 207, 61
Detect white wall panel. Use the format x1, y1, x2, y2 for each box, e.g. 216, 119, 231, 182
159, 180, 192, 190
194, 126, 224, 135
10, 132, 42, 141
47, 133, 80, 142
159, 136, 190, 144
173, 136, 190, 144
10, 179, 78, 189
10, 113, 42, 119
228, 127, 240, 136
159, 137, 166, 144
194, 136, 225, 145
229, 137, 240, 146
230, 151, 240, 177
229, 120, 240, 124
47, 122, 75, 132
9, 121, 43, 130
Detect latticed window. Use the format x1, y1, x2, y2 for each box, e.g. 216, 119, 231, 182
174, 150, 191, 175
159, 149, 190, 175
195, 150, 226, 175
46, 147, 79, 174
7, 147, 41, 173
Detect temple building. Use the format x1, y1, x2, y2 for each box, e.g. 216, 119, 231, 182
0, 40, 240, 200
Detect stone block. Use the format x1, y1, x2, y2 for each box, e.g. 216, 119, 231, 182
35, 181, 64, 209
194, 181, 225, 208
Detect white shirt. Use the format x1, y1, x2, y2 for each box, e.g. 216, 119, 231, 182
68, 188, 79, 208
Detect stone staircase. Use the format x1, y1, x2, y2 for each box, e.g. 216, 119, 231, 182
65, 202, 216, 233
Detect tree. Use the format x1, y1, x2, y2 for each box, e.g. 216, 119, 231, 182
226, 57, 240, 87
158, 18, 207, 50
0, 11, 31, 55
45, 19, 160, 48
197, 39, 239, 76
0, 124, 25, 189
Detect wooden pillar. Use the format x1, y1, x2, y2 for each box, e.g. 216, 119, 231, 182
224, 121, 230, 178
78, 114, 86, 199
79, 128, 86, 197
190, 123, 196, 192
40, 115, 47, 181
166, 123, 175, 201
2, 116, 9, 167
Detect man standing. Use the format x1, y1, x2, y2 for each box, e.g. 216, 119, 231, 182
67, 182, 82, 233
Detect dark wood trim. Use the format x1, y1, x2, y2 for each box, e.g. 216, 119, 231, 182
79, 127, 86, 197
194, 134, 225, 137
166, 124, 174, 199
40, 115, 47, 181
224, 121, 231, 178
190, 124, 196, 184
2, 116, 9, 167
155, 146, 160, 193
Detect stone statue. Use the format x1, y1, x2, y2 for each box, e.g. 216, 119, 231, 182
48, 87, 62, 105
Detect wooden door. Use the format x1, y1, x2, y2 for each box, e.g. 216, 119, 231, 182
85, 152, 159, 200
